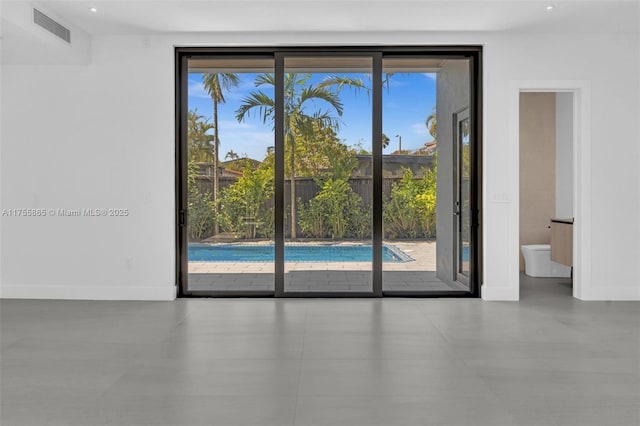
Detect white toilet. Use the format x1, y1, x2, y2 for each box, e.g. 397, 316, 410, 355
521, 244, 571, 278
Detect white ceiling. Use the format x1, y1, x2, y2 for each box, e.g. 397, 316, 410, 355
12, 0, 640, 35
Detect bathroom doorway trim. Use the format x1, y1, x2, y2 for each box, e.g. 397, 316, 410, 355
509, 80, 592, 300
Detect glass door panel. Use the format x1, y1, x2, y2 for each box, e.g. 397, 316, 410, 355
186, 57, 275, 293
282, 56, 373, 294
381, 57, 471, 293
455, 109, 471, 285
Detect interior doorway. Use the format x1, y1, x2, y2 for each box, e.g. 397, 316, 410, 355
518, 92, 574, 297
175, 47, 482, 298
513, 82, 591, 300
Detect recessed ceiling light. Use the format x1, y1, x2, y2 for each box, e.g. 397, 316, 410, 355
545, 5, 555, 11
90, 7, 97, 13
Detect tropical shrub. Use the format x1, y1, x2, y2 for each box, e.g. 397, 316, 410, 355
414, 164, 437, 237
299, 178, 370, 239
187, 160, 217, 240
216, 163, 274, 239
383, 165, 437, 239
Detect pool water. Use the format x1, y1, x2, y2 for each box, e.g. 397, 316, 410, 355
461, 245, 470, 262
188, 244, 414, 263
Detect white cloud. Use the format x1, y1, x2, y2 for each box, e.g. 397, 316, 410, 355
411, 122, 428, 135
189, 76, 266, 102
424, 73, 437, 81
188, 79, 211, 99
225, 91, 248, 102
218, 120, 251, 130
225, 78, 267, 101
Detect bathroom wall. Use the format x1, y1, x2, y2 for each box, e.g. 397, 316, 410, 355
556, 93, 574, 219
519, 93, 557, 271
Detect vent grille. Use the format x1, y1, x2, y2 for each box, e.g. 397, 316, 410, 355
33, 8, 71, 43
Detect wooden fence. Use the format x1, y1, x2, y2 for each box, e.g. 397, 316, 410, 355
195, 176, 405, 236
195, 176, 402, 209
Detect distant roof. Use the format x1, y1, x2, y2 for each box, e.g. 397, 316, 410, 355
221, 157, 261, 168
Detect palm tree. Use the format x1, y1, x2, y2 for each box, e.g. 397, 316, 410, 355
382, 133, 390, 149
187, 109, 215, 163
425, 107, 437, 141
236, 73, 365, 238
225, 150, 239, 161
202, 72, 240, 234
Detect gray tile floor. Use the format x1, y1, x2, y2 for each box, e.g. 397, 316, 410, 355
1, 275, 639, 426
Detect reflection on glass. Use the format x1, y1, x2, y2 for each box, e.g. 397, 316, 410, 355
283, 56, 373, 293
186, 58, 275, 292
458, 116, 471, 280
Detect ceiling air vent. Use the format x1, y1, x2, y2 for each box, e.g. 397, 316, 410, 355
33, 8, 71, 43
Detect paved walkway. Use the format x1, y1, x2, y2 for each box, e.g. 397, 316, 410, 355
188, 241, 467, 293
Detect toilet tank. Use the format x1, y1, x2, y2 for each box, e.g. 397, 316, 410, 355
521, 244, 571, 278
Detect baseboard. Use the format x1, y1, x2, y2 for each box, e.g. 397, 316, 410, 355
481, 285, 519, 301
576, 286, 640, 301
0, 284, 177, 301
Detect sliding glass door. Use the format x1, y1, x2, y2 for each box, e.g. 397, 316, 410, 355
281, 55, 375, 295
184, 57, 276, 295
177, 47, 481, 298
381, 56, 474, 294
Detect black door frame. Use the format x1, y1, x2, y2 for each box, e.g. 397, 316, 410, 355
175, 46, 482, 298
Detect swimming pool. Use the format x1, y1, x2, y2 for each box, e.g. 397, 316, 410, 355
188, 243, 414, 263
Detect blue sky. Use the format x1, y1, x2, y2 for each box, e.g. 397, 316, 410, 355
188, 72, 436, 161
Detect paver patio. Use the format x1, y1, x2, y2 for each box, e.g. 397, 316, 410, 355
188, 241, 468, 293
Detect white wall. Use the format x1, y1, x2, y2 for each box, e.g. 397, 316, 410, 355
1, 36, 175, 300
1, 30, 639, 300
556, 92, 574, 219
497, 33, 640, 300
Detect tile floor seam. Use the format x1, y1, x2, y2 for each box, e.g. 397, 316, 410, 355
292, 309, 308, 426
414, 299, 461, 353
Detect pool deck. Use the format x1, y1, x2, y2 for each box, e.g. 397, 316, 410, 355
188, 241, 468, 293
